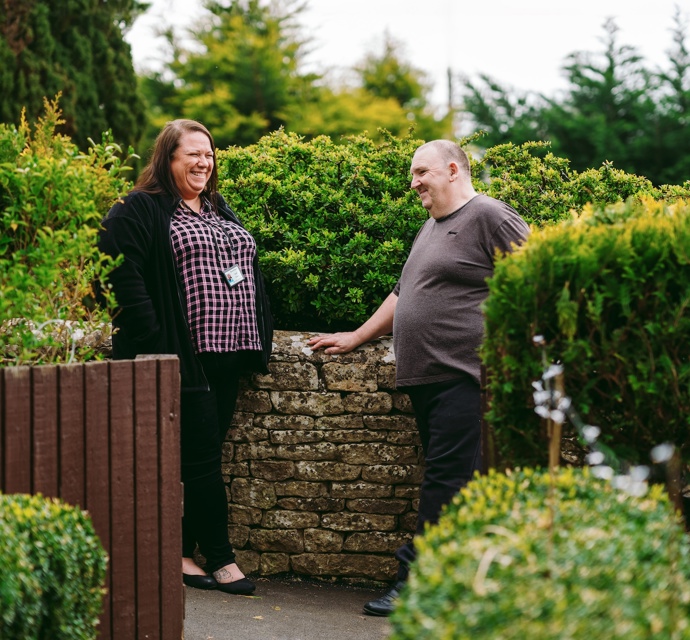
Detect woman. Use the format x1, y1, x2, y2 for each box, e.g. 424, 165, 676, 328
98, 119, 273, 594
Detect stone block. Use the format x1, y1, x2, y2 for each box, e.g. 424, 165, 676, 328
341, 392, 392, 414
275, 442, 337, 461
342, 531, 412, 553
231, 477, 277, 509
229, 504, 263, 526
228, 525, 250, 548
320, 513, 396, 532
399, 512, 418, 532
271, 391, 343, 416
361, 464, 425, 484
269, 430, 325, 445
322, 362, 377, 392
260, 553, 291, 575
304, 529, 343, 553
363, 415, 417, 431
331, 481, 393, 499
227, 425, 269, 443
254, 414, 315, 430
234, 550, 260, 574
253, 361, 319, 391
234, 442, 276, 462
391, 391, 413, 413
394, 485, 420, 499
376, 365, 397, 390
294, 461, 361, 482
327, 429, 386, 444
236, 390, 272, 413
345, 498, 410, 515
274, 481, 328, 498
261, 509, 320, 529
277, 497, 344, 512
221, 462, 249, 480
250, 529, 304, 553
337, 443, 418, 465
314, 415, 364, 430
250, 460, 295, 482
290, 553, 397, 581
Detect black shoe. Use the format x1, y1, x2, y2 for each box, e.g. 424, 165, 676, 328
183, 573, 218, 590
216, 577, 256, 595
362, 581, 405, 617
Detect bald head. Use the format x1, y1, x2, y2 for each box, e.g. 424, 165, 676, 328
415, 140, 471, 179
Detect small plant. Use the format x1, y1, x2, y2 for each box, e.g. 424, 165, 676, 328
0, 493, 107, 640
390, 467, 690, 639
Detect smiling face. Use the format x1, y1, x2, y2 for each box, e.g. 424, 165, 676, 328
409, 145, 457, 219
170, 130, 214, 201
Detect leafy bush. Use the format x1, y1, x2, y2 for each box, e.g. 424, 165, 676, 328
0, 493, 107, 640
0, 96, 130, 365
482, 197, 690, 468
217, 129, 426, 331
218, 133, 690, 331
390, 467, 690, 639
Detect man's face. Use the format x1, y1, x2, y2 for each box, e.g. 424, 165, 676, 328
409, 146, 453, 218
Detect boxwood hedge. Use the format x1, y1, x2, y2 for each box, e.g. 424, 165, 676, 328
390, 467, 690, 640
0, 493, 107, 640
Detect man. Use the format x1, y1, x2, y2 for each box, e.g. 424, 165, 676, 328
308, 139, 530, 616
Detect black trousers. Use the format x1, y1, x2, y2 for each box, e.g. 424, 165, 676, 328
181, 351, 250, 574
394, 375, 482, 581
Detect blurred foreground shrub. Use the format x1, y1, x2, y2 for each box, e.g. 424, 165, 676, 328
0, 493, 107, 640
391, 467, 690, 640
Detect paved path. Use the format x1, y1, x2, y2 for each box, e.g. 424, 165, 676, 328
184, 576, 392, 640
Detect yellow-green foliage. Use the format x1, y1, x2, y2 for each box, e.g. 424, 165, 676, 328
0, 97, 130, 365
482, 197, 690, 467
0, 493, 107, 640
390, 467, 690, 640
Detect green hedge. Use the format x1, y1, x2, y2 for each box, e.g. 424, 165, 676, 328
0, 493, 107, 640
482, 197, 690, 468
218, 133, 690, 331
390, 467, 690, 639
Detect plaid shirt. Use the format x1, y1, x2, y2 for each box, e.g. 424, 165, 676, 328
170, 198, 261, 354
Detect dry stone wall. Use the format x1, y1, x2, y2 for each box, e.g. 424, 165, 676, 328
226, 330, 422, 582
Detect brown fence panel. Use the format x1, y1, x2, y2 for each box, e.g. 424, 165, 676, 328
2, 367, 31, 493
134, 358, 161, 640
0, 357, 182, 640
59, 363, 86, 507
157, 356, 183, 640
31, 365, 59, 496
84, 360, 112, 640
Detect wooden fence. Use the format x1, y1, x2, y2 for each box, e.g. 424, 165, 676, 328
0, 356, 183, 640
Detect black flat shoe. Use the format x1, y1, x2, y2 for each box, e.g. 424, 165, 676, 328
216, 577, 256, 595
362, 580, 406, 617
183, 573, 218, 590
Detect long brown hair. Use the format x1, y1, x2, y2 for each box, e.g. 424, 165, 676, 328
135, 119, 219, 208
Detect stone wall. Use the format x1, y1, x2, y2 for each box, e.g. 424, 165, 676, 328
226, 330, 422, 583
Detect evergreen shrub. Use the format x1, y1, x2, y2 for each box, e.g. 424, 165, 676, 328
0, 493, 107, 640
482, 197, 690, 468
0, 97, 130, 365
390, 467, 690, 640
218, 133, 690, 331
217, 129, 426, 330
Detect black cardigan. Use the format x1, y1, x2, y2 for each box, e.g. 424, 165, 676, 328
98, 190, 273, 391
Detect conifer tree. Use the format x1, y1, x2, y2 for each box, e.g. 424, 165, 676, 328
0, 0, 147, 151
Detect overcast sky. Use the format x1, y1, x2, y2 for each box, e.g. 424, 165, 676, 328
126, 0, 686, 106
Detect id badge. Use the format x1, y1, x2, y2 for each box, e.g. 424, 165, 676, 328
223, 264, 245, 288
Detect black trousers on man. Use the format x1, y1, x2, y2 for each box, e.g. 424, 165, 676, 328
394, 374, 482, 581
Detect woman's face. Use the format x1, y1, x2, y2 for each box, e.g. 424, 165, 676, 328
170, 130, 214, 200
